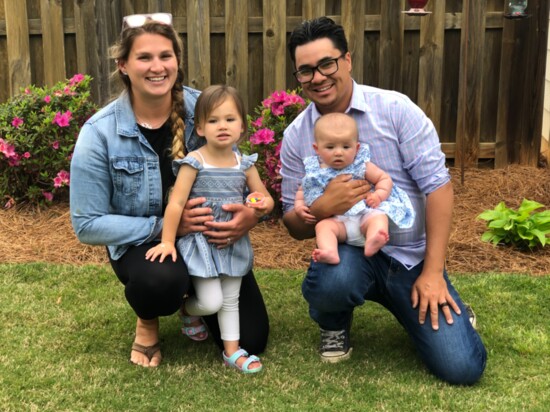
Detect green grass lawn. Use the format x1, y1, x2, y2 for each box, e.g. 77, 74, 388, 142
1, 263, 549, 411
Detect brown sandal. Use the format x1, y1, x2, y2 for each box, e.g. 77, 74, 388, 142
130, 342, 161, 365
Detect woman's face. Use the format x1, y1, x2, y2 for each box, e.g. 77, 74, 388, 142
119, 33, 179, 104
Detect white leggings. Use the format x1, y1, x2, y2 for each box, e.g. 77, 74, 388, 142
185, 276, 242, 342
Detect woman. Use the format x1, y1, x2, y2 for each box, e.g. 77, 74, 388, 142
70, 13, 269, 367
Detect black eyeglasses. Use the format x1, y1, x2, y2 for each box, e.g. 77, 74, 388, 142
293, 53, 346, 83
121, 13, 173, 31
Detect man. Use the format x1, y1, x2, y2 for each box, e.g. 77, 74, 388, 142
280, 17, 486, 385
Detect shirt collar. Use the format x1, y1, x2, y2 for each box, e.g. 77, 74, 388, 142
309, 80, 369, 122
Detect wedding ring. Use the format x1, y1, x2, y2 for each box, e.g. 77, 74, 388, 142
439, 302, 449, 308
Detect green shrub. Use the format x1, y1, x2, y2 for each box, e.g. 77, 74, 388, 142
477, 199, 550, 249
240, 88, 309, 216
0, 74, 98, 208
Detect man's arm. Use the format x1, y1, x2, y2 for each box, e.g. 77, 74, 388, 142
411, 181, 461, 330
283, 174, 370, 240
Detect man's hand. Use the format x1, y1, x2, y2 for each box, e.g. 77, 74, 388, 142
411, 270, 461, 330
203, 203, 259, 248
310, 174, 370, 219
177, 197, 214, 236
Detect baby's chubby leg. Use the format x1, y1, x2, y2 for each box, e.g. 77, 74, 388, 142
312, 218, 348, 264
361, 212, 389, 257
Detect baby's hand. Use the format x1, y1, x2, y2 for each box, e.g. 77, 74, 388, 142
295, 205, 317, 225
145, 242, 177, 263
365, 192, 381, 208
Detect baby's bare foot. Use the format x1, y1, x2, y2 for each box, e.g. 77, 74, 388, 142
364, 229, 389, 257
312, 248, 340, 264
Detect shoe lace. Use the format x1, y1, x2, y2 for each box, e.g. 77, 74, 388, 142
320, 329, 346, 350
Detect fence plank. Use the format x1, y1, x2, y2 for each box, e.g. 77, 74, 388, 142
262, 0, 286, 95
225, 0, 248, 109
495, 19, 517, 167
417, 0, 445, 132
302, 0, 325, 20
4, 1, 31, 94
379, 0, 403, 91
186, 0, 210, 90
342, 0, 365, 84
74, 0, 101, 103
521, 0, 548, 165
41, 0, 67, 85
148, 0, 171, 11
455, 0, 486, 167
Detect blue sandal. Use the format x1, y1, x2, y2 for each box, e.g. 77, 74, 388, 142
223, 348, 263, 374
181, 315, 208, 342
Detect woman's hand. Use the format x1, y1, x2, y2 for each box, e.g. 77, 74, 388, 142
177, 197, 214, 236
203, 203, 259, 249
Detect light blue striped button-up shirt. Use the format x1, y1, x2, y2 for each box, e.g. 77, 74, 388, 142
280, 81, 450, 268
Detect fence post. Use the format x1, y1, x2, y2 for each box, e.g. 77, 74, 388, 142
4, 1, 31, 95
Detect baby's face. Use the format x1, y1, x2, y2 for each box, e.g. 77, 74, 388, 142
313, 130, 359, 170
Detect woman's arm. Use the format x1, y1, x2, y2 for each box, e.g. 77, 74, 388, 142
70, 123, 161, 247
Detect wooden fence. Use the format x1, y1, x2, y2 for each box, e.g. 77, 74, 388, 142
0, 0, 549, 167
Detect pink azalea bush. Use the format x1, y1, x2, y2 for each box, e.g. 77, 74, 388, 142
240, 89, 309, 216
0, 74, 97, 208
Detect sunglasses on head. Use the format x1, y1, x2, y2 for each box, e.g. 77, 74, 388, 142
121, 13, 173, 31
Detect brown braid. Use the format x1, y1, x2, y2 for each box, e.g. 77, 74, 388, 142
170, 70, 186, 160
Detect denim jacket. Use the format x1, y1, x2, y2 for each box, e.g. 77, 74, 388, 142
70, 86, 201, 260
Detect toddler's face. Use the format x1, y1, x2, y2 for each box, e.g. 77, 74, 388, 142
313, 128, 359, 170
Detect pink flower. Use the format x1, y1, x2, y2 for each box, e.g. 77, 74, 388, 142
63, 86, 76, 95
250, 128, 275, 145
8, 153, 20, 166
284, 93, 306, 107
69, 73, 85, 86
0, 138, 16, 159
23, 152, 31, 159
53, 111, 72, 127
11, 117, 24, 128
3, 197, 15, 209
251, 116, 264, 128
24, 88, 31, 95
43, 192, 54, 202
52, 141, 60, 150
53, 170, 70, 188
44, 95, 51, 103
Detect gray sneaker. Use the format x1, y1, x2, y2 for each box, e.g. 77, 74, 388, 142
465, 304, 477, 329
319, 328, 353, 363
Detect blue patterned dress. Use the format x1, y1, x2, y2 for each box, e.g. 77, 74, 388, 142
173, 153, 258, 278
302, 145, 415, 228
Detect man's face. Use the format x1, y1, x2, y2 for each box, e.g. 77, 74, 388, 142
294, 38, 353, 114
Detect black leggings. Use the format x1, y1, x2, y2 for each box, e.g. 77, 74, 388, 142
109, 243, 269, 354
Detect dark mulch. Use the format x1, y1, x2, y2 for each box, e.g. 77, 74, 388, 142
1, 165, 549, 275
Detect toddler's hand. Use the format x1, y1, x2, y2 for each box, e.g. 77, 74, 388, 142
246, 192, 268, 219
145, 242, 177, 263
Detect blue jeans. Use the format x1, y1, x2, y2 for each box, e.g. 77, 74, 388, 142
302, 244, 487, 385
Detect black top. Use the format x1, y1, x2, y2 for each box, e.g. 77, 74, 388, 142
139, 122, 176, 211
